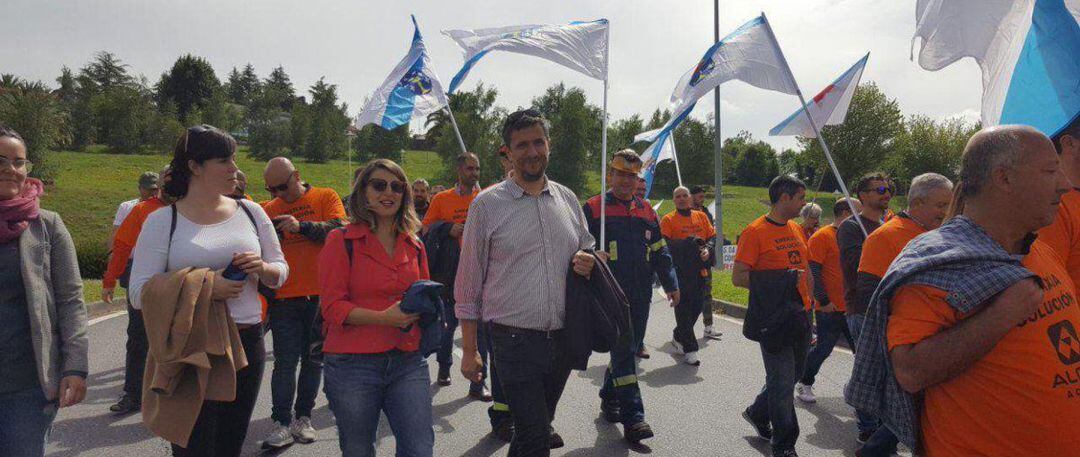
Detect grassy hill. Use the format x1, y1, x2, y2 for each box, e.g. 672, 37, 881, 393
42, 148, 903, 305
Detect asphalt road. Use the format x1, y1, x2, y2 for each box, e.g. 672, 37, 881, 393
48, 291, 909, 456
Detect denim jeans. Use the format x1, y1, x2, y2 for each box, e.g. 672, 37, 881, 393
599, 326, 645, 425
701, 271, 714, 326
0, 387, 56, 457
489, 325, 572, 457
800, 311, 854, 386
673, 295, 704, 353
123, 301, 148, 397
172, 325, 266, 457
323, 351, 434, 457
747, 337, 808, 453
845, 314, 898, 455
436, 298, 490, 392
268, 296, 323, 425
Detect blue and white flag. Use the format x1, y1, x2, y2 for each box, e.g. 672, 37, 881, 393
641, 14, 799, 144
443, 19, 609, 93
771, 53, 869, 137
638, 127, 677, 199
914, 0, 1080, 136
356, 16, 449, 131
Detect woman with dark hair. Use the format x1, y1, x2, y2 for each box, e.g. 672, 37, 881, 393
0, 125, 88, 456
318, 159, 434, 456
128, 125, 288, 456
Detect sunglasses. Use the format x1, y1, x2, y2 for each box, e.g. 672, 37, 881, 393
369, 178, 406, 194
265, 171, 296, 194
871, 186, 892, 195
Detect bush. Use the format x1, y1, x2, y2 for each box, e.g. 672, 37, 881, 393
75, 240, 109, 280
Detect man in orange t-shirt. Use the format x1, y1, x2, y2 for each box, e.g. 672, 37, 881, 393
795, 197, 860, 404
661, 186, 715, 366
731, 175, 813, 456
1037, 117, 1080, 287
260, 157, 346, 448
422, 153, 493, 400
886, 126, 1080, 456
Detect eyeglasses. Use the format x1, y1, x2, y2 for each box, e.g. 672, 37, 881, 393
369, 178, 406, 194
265, 171, 296, 194
0, 157, 32, 173
872, 186, 892, 195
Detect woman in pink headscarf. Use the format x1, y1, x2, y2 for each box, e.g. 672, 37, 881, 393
0, 125, 88, 456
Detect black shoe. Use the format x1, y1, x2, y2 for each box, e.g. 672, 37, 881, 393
492, 421, 514, 442
623, 421, 654, 443
468, 384, 493, 402
742, 408, 772, 441
600, 397, 621, 423
857, 429, 875, 444
550, 430, 564, 449
109, 394, 141, 415
636, 349, 650, 359
437, 364, 452, 386
772, 448, 798, 457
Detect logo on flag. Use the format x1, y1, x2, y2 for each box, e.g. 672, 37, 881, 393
770, 53, 869, 138
689, 57, 716, 87
399, 69, 433, 95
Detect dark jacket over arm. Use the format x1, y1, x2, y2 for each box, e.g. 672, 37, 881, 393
298, 218, 345, 243
744, 269, 809, 352
564, 252, 633, 370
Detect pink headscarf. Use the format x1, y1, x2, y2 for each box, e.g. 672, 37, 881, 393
0, 177, 43, 244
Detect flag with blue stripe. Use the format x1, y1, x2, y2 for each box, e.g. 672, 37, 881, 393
638, 125, 678, 199
442, 19, 609, 94
356, 15, 449, 131
915, 0, 1080, 136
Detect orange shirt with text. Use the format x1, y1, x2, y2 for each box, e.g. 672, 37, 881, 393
858, 214, 926, 279
660, 209, 716, 241
807, 224, 845, 312
735, 215, 811, 307
887, 241, 1080, 457
422, 187, 479, 227
262, 186, 347, 298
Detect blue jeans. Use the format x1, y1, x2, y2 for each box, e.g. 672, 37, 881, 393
800, 311, 854, 386
599, 326, 645, 425
436, 299, 490, 392
268, 297, 323, 425
845, 314, 898, 456
323, 351, 434, 457
0, 388, 56, 457
747, 337, 808, 452
123, 301, 148, 396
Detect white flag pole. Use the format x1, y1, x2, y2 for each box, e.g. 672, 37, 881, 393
671, 139, 684, 187
761, 14, 867, 237
600, 29, 610, 250
444, 103, 469, 154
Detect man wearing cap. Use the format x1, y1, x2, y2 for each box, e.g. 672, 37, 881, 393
583, 149, 679, 443
107, 171, 159, 251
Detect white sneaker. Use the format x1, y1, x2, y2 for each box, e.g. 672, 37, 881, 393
795, 383, 817, 403
262, 423, 295, 449
704, 325, 722, 339
290, 416, 317, 443
671, 340, 684, 355
684, 351, 701, 366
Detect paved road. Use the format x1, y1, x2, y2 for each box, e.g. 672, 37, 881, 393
48, 291, 908, 456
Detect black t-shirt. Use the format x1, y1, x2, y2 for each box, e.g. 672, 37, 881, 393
836, 214, 883, 314
0, 241, 40, 393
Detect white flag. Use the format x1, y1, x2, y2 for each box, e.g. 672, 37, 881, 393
770, 53, 869, 137
356, 16, 449, 131
443, 19, 609, 93
641, 14, 798, 143
634, 127, 677, 164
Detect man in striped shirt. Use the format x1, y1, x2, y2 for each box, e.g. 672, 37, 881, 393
456, 109, 597, 456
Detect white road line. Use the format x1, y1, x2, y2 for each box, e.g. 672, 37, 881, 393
88, 310, 126, 326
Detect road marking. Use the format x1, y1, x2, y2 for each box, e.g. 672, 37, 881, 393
718, 314, 853, 356
88, 310, 126, 326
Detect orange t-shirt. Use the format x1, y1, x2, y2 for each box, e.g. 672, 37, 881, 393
858, 214, 926, 279
422, 187, 479, 226
807, 224, 845, 312
660, 209, 716, 241
1038, 188, 1080, 288
104, 198, 168, 288
887, 241, 1080, 457
261, 186, 347, 298
735, 215, 811, 307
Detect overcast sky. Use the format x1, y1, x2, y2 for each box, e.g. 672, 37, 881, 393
2, 0, 983, 151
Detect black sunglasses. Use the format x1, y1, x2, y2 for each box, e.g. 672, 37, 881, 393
265, 171, 296, 194
872, 186, 892, 195
369, 178, 406, 194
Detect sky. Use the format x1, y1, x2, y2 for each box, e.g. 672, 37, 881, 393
2, 0, 984, 152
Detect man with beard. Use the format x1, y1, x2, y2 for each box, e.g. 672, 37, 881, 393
412, 178, 431, 220
456, 109, 597, 456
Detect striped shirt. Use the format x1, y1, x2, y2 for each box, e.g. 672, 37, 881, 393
454, 177, 595, 331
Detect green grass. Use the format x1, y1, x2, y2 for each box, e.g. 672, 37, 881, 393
81, 279, 125, 304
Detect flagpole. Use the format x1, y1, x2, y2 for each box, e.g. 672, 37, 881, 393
444, 103, 468, 154
600, 29, 610, 250
672, 140, 684, 187
761, 13, 867, 237
712, 0, 724, 249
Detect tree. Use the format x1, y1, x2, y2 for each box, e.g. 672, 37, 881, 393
888, 115, 977, 192
430, 83, 505, 186
532, 83, 602, 196
197, 88, 245, 135
728, 131, 780, 187
356, 124, 410, 163
264, 66, 296, 111
80, 51, 134, 91
224, 64, 260, 106
302, 78, 350, 163
0, 81, 68, 180
246, 86, 291, 160
91, 85, 157, 154
797, 82, 903, 191
156, 54, 221, 123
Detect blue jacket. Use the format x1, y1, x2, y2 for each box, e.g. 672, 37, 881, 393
583, 192, 678, 306
399, 280, 446, 357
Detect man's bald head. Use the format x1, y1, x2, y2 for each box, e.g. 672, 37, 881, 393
264, 157, 296, 179
263, 156, 304, 202
958, 125, 1051, 199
